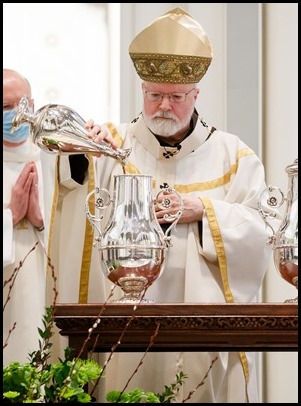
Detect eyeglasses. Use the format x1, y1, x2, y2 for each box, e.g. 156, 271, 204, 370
144, 87, 196, 103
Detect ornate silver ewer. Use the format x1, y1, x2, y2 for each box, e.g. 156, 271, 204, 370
85, 174, 183, 303
12, 96, 131, 164
258, 158, 298, 303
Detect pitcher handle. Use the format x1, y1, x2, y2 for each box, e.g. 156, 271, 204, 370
85, 187, 112, 246
155, 184, 183, 247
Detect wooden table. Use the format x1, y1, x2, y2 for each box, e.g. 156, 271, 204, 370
54, 303, 298, 358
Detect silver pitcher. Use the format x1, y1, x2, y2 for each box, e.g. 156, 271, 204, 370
12, 96, 131, 164
258, 158, 298, 302
85, 174, 183, 303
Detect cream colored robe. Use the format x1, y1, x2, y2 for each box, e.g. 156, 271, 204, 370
41, 152, 106, 304
3, 140, 45, 365
41, 152, 107, 361
93, 115, 273, 403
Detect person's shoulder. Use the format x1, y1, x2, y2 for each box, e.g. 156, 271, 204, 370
213, 128, 248, 146
130, 114, 141, 124
211, 129, 259, 162
126, 113, 143, 133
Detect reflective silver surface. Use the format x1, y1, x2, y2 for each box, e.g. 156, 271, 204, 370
86, 174, 183, 302
12, 96, 131, 164
258, 159, 298, 302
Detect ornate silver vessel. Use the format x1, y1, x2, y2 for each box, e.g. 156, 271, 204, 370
12, 96, 131, 164
258, 158, 298, 302
86, 174, 183, 303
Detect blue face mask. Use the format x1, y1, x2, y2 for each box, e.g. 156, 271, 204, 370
3, 108, 32, 143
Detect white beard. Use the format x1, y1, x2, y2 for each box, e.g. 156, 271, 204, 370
143, 109, 192, 138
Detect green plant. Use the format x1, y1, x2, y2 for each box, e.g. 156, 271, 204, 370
3, 306, 217, 403
106, 371, 188, 403
3, 248, 217, 403
3, 307, 102, 403
2, 306, 190, 403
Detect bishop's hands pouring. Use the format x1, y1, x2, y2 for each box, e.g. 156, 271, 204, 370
85, 119, 119, 156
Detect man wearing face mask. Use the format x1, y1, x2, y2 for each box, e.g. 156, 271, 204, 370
3, 68, 108, 366
3, 68, 46, 365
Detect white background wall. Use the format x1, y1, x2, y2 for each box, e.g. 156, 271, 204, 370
3, 2, 298, 403
262, 3, 298, 403
3, 3, 120, 123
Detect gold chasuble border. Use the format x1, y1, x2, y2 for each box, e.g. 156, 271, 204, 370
201, 197, 250, 401
78, 155, 96, 304
106, 121, 123, 147
106, 121, 141, 175
174, 148, 254, 194
47, 156, 60, 271
201, 197, 233, 303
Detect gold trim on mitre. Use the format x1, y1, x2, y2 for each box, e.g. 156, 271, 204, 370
129, 7, 213, 84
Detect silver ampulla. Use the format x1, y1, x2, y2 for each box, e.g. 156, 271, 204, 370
258, 158, 298, 303
12, 96, 131, 164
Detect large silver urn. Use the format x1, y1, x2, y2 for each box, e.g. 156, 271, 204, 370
85, 174, 183, 303
258, 158, 298, 302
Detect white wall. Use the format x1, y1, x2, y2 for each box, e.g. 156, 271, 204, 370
3, 3, 120, 123
262, 3, 298, 403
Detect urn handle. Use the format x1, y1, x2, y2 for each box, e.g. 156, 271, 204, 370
85, 187, 112, 246
155, 183, 184, 247
257, 185, 285, 244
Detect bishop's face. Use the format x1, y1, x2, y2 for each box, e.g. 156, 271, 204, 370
141, 81, 198, 139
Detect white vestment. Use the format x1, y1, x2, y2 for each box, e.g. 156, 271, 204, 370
92, 115, 273, 403
3, 139, 46, 365
41, 152, 107, 361
41, 152, 106, 304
